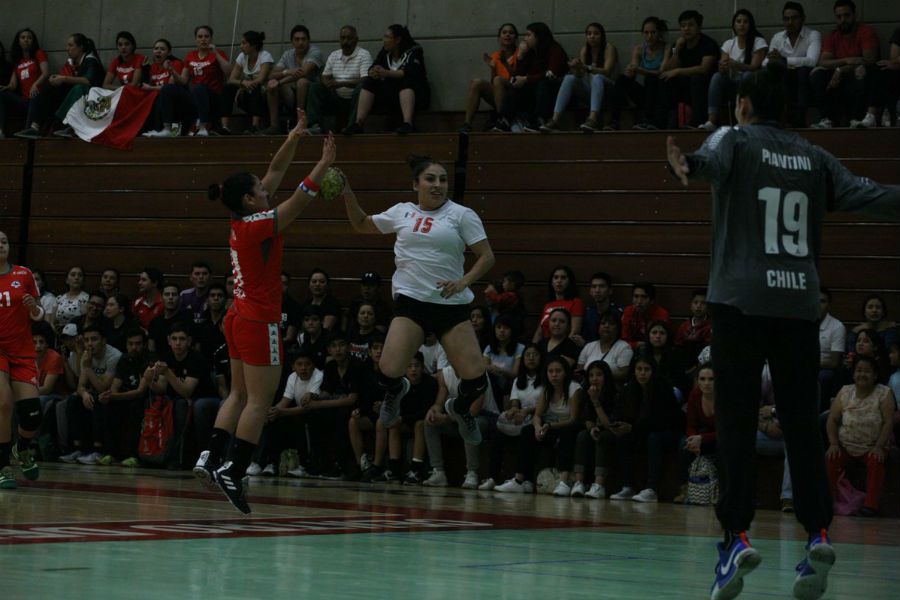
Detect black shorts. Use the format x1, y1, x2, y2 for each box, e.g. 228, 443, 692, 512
393, 294, 470, 339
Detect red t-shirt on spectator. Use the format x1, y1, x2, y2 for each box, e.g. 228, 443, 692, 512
184, 49, 229, 93
675, 318, 712, 347
133, 293, 164, 331
621, 303, 670, 348
37, 349, 67, 395
15, 49, 48, 98
686, 387, 716, 444
148, 59, 184, 87
538, 298, 585, 338
823, 23, 879, 59
107, 54, 145, 85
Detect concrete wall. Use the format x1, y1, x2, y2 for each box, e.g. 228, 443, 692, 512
3, 0, 898, 111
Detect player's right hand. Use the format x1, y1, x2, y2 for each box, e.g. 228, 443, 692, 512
666, 136, 690, 186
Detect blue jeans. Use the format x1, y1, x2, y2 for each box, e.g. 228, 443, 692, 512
708, 71, 754, 118
553, 73, 611, 115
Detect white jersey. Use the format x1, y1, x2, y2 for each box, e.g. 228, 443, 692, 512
372, 200, 487, 305
441, 365, 499, 414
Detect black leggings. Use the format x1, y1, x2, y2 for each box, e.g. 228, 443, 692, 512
515, 423, 577, 481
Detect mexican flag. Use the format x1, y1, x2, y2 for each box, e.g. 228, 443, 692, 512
63, 86, 159, 150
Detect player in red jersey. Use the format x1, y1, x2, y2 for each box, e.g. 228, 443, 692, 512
0, 231, 45, 490
194, 109, 336, 513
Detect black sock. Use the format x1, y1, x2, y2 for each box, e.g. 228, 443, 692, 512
412, 458, 426, 474
228, 437, 256, 473
208, 428, 230, 464
16, 436, 32, 453
387, 458, 401, 474
0, 441, 11, 468
377, 371, 405, 396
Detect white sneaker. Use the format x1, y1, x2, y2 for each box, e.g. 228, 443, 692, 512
245, 462, 262, 476
142, 129, 171, 138
262, 463, 276, 476
851, 112, 877, 128
477, 477, 496, 491
59, 450, 83, 464
77, 451, 102, 465
462, 471, 479, 489
510, 119, 525, 133
286, 465, 308, 478
811, 118, 832, 129
699, 121, 716, 131
422, 470, 448, 487
881, 112, 892, 128
552, 481, 571, 497
570, 481, 586, 497
585, 483, 606, 499
632, 488, 658, 503
494, 478, 526, 493
523, 480, 535, 493
610, 486, 635, 500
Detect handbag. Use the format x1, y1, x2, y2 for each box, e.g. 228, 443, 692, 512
832, 473, 866, 516
686, 454, 719, 506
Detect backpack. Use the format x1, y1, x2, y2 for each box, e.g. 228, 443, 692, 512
687, 454, 719, 506
139, 395, 189, 467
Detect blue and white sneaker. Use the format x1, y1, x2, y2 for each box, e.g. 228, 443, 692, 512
379, 377, 410, 427
793, 529, 835, 600
710, 532, 762, 600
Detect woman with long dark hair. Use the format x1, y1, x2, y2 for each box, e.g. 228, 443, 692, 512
611, 16, 668, 130
102, 31, 144, 90
142, 38, 188, 137
460, 23, 519, 133
571, 360, 617, 497
532, 265, 584, 342
224, 30, 273, 134
0, 28, 49, 138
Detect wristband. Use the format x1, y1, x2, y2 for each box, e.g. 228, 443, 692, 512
299, 177, 320, 197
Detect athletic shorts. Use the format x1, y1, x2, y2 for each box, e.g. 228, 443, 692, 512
0, 353, 39, 386
393, 294, 470, 339
224, 310, 283, 367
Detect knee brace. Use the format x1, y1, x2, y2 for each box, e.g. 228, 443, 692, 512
454, 373, 489, 414
15, 397, 42, 433
376, 370, 405, 395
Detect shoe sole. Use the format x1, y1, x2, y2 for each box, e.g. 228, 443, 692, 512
711, 549, 762, 600
792, 545, 835, 600
192, 466, 220, 492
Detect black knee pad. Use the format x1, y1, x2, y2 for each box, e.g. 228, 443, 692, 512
454, 373, 489, 414
376, 370, 404, 395
15, 397, 42, 432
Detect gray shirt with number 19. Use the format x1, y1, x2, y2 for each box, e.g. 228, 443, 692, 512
686, 124, 900, 321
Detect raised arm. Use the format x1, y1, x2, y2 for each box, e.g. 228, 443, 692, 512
342, 183, 382, 234
274, 127, 335, 233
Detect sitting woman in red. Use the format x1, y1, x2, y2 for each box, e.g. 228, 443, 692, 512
0, 28, 49, 139
102, 31, 144, 90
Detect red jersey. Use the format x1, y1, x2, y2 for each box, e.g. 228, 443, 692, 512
149, 59, 184, 87
538, 298, 586, 338
15, 49, 48, 98
37, 348, 66, 392
132, 293, 164, 331
230, 210, 284, 322
823, 23, 879, 59
621, 303, 670, 348
184, 49, 229, 93
107, 53, 145, 85
0, 265, 39, 358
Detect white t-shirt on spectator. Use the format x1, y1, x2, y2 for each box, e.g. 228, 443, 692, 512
510, 375, 543, 411
577, 339, 633, 373
441, 365, 498, 414
235, 51, 274, 80
276, 46, 324, 72
283, 368, 323, 403
323, 46, 373, 98
721, 36, 768, 62
372, 200, 487, 305
544, 381, 582, 423
819, 313, 846, 364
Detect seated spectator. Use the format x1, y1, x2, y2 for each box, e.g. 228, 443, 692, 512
764, 2, 822, 127
608, 354, 685, 502
180, 25, 231, 137
495, 22, 568, 132
576, 271, 621, 345
193, 283, 228, 365
755, 362, 796, 512
344, 271, 391, 333
53, 265, 89, 331
699, 9, 767, 130
142, 39, 190, 138
611, 17, 668, 130
98, 328, 154, 467
196, 317, 230, 454
0, 28, 48, 139
59, 324, 122, 465
537, 308, 580, 368
659, 10, 718, 129
257, 350, 323, 477
646, 319, 690, 396
495, 356, 582, 494
224, 31, 272, 134
817, 287, 846, 403
263, 24, 324, 134
483, 314, 524, 399
344, 24, 428, 135
576, 310, 634, 382
224, 274, 235, 308
179, 261, 212, 323
419, 332, 446, 375
299, 267, 341, 331
15, 33, 103, 139
571, 360, 617, 498
810, 0, 880, 128
132, 267, 164, 332
102, 31, 144, 90
826, 356, 895, 516
72, 292, 109, 337
350, 341, 385, 476
836, 328, 890, 389
541, 22, 618, 132
297, 305, 328, 369
347, 304, 380, 363
533, 265, 584, 342
877, 26, 900, 127
460, 23, 519, 133
484, 269, 527, 330
621, 281, 670, 349
847, 294, 897, 353
306, 26, 371, 135
470, 305, 492, 353
423, 364, 499, 489
673, 363, 717, 502
279, 271, 302, 350
31, 269, 57, 328
481, 343, 543, 490
890, 342, 900, 414
147, 282, 191, 355
99, 268, 120, 298
674, 288, 711, 360
33, 322, 67, 412
102, 293, 139, 352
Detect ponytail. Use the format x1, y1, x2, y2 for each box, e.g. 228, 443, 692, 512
209, 172, 256, 215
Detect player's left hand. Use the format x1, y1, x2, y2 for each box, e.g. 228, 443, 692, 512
289, 108, 307, 138
666, 136, 690, 186
437, 279, 465, 298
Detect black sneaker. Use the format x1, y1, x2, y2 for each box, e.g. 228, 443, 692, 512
403, 470, 425, 485
319, 464, 345, 481
53, 126, 75, 138
192, 450, 219, 491
215, 461, 251, 514
458, 122, 472, 133
343, 122, 364, 136
489, 118, 510, 132
14, 127, 41, 139
370, 469, 402, 484
361, 465, 383, 482
396, 122, 415, 135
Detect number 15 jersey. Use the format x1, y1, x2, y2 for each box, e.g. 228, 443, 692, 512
686, 124, 900, 321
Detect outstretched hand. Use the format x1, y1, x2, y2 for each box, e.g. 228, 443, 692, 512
289, 108, 308, 138
666, 136, 690, 186
320, 133, 336, 166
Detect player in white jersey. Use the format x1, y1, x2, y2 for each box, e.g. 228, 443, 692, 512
341, 155, 495, 443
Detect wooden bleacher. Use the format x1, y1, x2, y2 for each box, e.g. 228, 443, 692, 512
0, 140, 28, 251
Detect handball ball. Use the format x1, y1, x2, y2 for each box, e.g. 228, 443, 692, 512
321, 167, 346, 201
